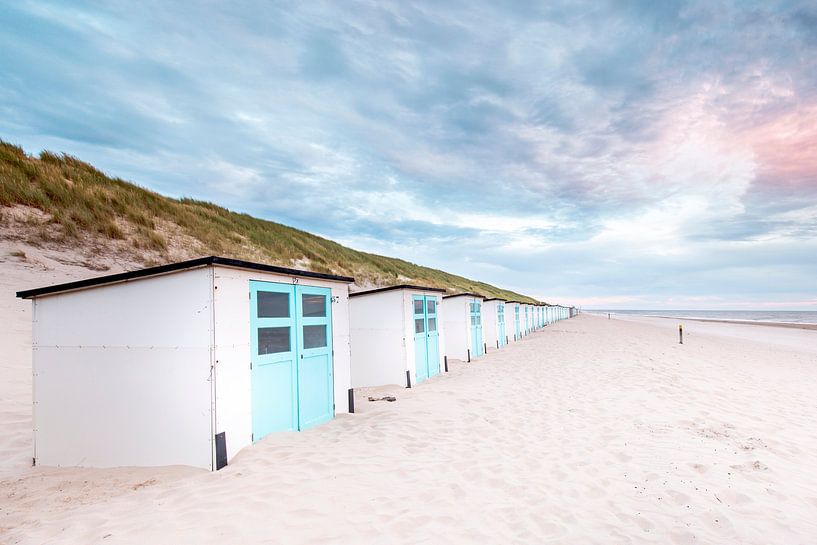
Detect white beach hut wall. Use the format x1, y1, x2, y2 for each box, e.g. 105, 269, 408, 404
17, 256, 354, 471
349, 285, 447, 389
442, 293, 486, 361
482, 298, 508, 349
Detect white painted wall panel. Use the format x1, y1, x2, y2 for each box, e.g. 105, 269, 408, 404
33, 347, 212, 468
31, 268, 214, 469
442, 297, 469, 361
350, 290, 406, 388
34, 268, 213, 348
483, 300, 499, 349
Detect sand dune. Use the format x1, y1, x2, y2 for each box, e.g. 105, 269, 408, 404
2, 258, 817, 543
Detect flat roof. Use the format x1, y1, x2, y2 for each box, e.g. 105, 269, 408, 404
16, 256, 355, 299
349, 284, 447, 298
482, 297, 507, 302
442, 292, 485, 300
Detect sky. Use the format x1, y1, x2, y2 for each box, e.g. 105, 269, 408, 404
1, 1, 816, 309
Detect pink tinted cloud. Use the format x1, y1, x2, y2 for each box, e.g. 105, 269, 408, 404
739, 104, 817, 192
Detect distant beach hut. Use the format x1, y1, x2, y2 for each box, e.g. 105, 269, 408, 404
505, 301, 522, 341
16, 256, 354, 470
523, 304, 532, 335
349, 285, 446, 389
482, 298, 508, 349
442, 293, 485, 361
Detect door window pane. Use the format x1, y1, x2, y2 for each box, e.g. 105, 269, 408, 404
428, 317, 437, 332
258, 327, 290, 354
303, 325, 327, 349
415, 318, 425, 334
414, 299, 424, 314
257, 292, 289, 318
426, 299, 436, 314
302, 294, 326, 317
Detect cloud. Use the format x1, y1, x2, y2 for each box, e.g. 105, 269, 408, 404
1, 0, 816, 308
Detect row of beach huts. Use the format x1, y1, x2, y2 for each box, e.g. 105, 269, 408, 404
17, 256, 577, 471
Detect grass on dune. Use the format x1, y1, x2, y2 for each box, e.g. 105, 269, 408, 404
0, 139, 539, 302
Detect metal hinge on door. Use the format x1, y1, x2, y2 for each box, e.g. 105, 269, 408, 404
249, 361, 252, 370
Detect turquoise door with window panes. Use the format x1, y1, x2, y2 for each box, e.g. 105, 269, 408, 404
295, 285, 334, 430
249, 281, 334, 442
514, 305, 520, 339
497, 303, 506, 346
413, 296, 429, 383
470, 299, 483, 356
426, 297, 440, 377
413, 295, 440, 383
250, 282, 298, 438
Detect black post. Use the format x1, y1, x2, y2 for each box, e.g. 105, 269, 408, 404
506, 335, 509, 345
467, 349, 471, 363
496, 340, 499, 349
679, 324, 683, 344
483, 342, 487, 355
444, 355, 448, 372
406, 370, 412, 388
347, 388, 355, 414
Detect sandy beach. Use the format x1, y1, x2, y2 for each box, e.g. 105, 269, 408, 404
2, 261, 817, 544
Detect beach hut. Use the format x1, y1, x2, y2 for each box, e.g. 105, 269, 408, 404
442, 293, 485, 361
16, 256, 354, 470
349, 285, 446, 389
505, 301, 522, 341
523, 304, 532, 335
482, 298, 508, 349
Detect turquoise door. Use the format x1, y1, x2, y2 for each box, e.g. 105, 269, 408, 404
426, 297, 440, 377
514, 305, 520, 339
250, 282, 298, 438
250, 281, 334, 442
497, 303, 506, 346
524, 306, 529, 335
413, 295, 440, 383
470, 299, 483, 356
295, 285, 334, 430
413, 296, 428, 383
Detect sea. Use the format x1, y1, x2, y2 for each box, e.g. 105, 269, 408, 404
585, 309, 817, 325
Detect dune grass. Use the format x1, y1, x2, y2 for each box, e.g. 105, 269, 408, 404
0, 140, 538, 302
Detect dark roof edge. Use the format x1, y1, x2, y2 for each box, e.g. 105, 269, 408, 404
442, 292, 484, 300
349, 284, 447, 298
16, 256, 354, 299
482, 297, 507, 302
